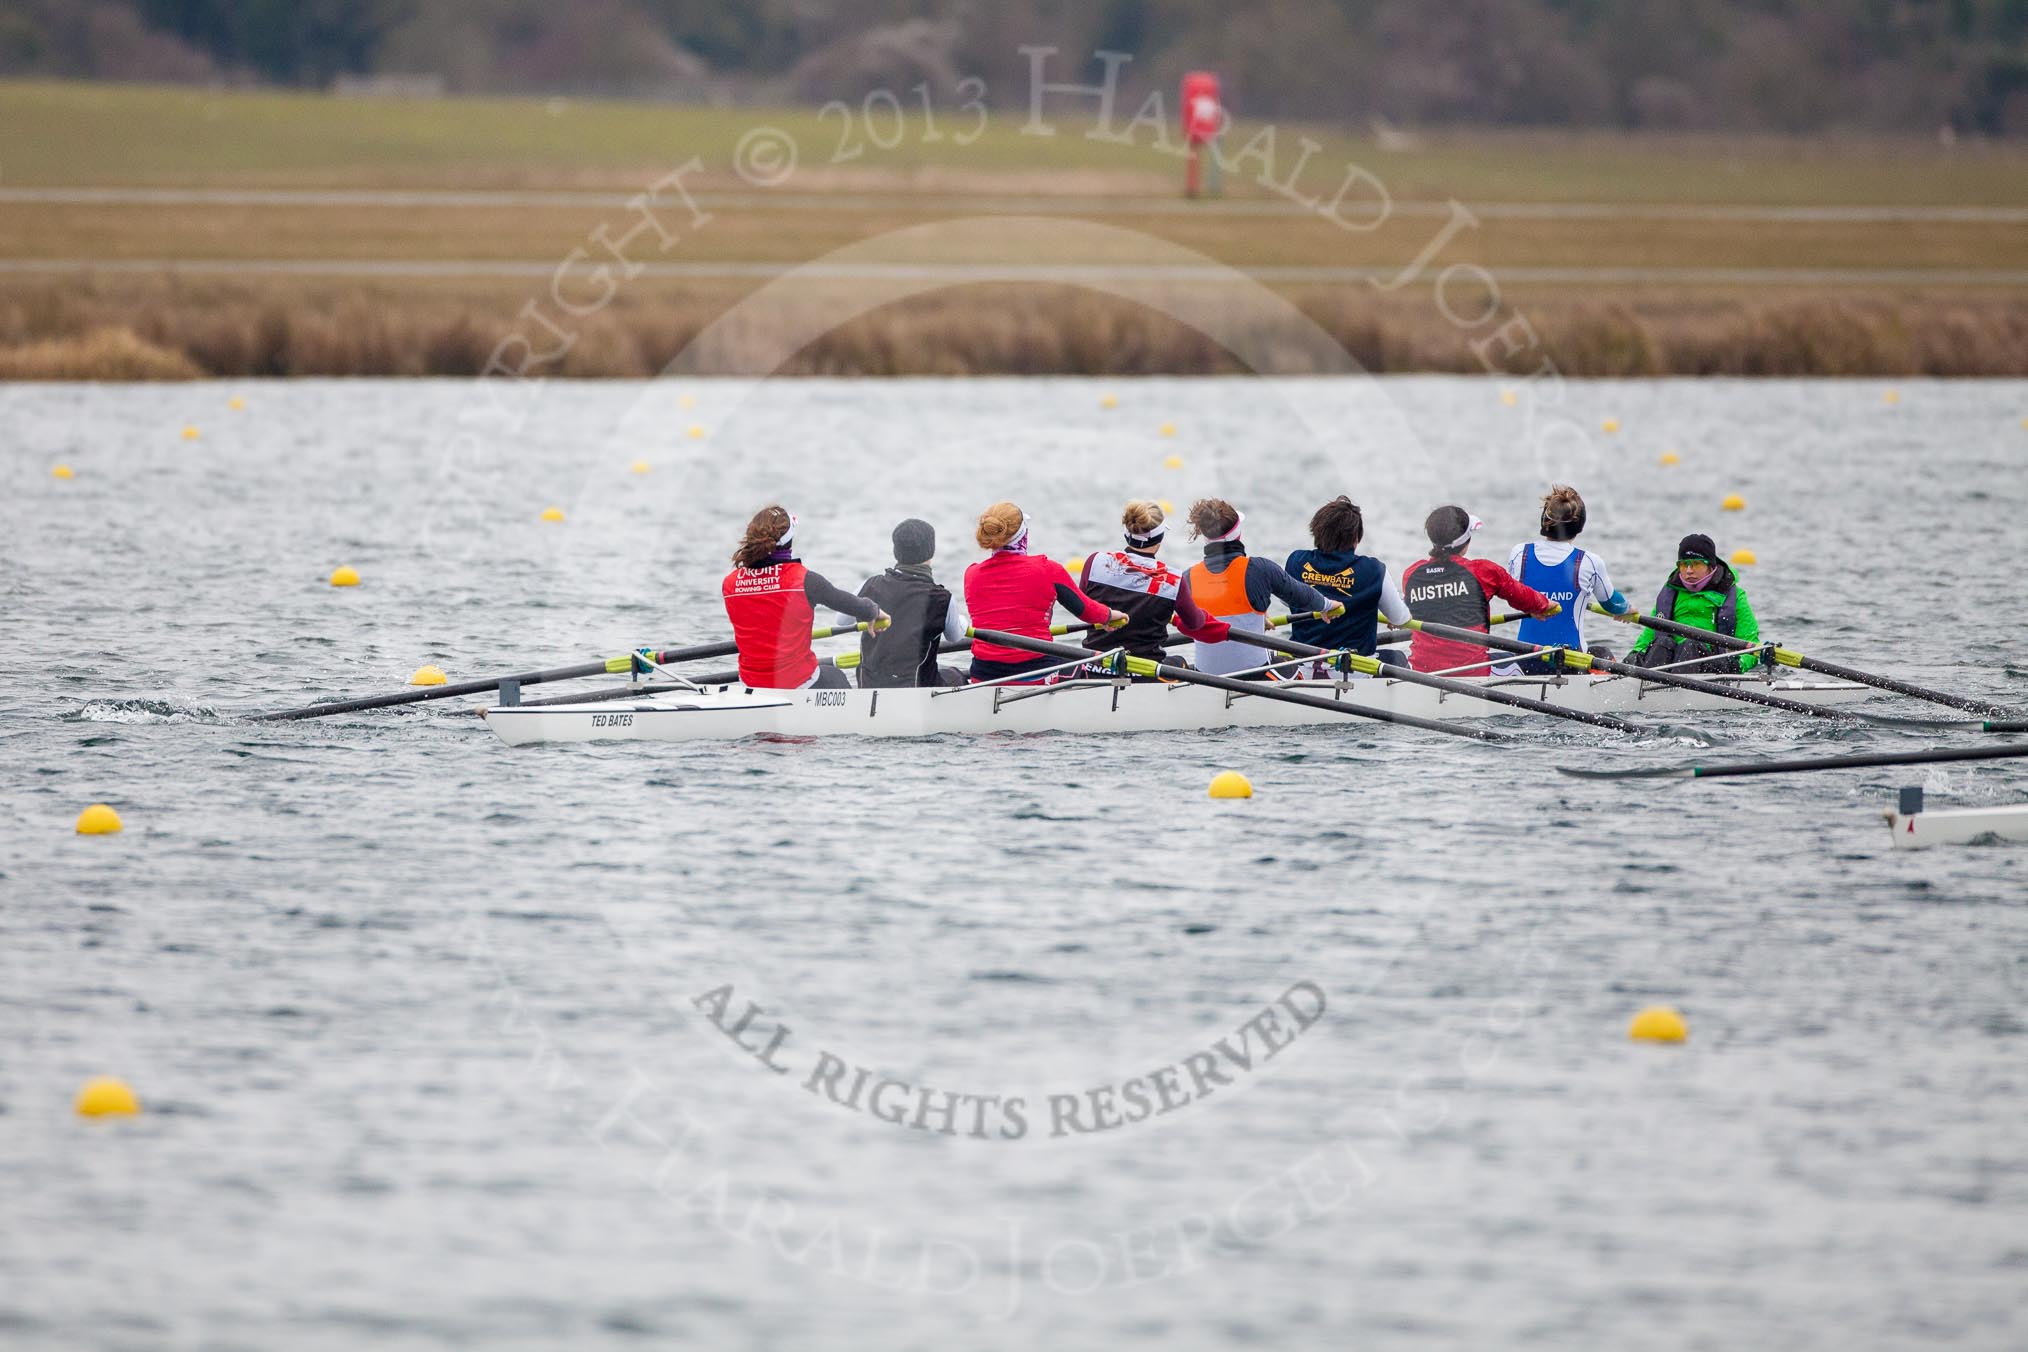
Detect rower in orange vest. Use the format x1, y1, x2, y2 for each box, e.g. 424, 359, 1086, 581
1179, 498, 1342, 679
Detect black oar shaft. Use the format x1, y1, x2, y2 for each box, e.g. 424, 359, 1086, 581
1691, 742, 2028, 778
1597, 606, 2006, 716
1217, 629, 1639, 732
253, 638, 741, 721
969, 629, 1502, 742
1410, 618, 1844, 718
1777, 651, 2000, 715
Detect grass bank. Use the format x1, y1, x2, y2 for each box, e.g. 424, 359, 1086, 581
5, 80, 2028, 206
3, 276, 2022, 378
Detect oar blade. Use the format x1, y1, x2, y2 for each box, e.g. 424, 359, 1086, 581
1555, 765, 1695, 780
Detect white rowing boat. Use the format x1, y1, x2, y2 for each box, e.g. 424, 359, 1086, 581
481, 672, 1869, 745
1885, 800, 2028, 849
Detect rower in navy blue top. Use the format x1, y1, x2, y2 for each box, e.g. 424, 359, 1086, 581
1283, 495, 1410, 668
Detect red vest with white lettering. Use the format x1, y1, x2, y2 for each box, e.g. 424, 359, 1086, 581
723, 561, 815, 688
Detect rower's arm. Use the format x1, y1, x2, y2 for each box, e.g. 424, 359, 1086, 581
805, 569, 881, 622
1250, 556, 1334, 616
1732, 586, 1761, 670
1051, 566, 1112, 624
1378, 572, 1410, 626
1483, 564, 1556, 617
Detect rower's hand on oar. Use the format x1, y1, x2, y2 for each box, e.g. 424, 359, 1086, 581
1321, 602, 1347, 621
1539, 602, 1563, 617
1099, 610, 1130, 631
872, 610, 893, 633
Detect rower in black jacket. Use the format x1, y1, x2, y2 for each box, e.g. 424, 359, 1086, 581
855, 518, 967, 688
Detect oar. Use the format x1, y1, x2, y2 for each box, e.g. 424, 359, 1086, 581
1405, 618, 1853, 720
968, 628, 1503, 743
501, 622, 1120, 711
1558, 741, 2028, 781
255, 622, 872, 721
1268, 611, 1513, 648
1216, 627, 1642, 732
1590, 604, 2011, 716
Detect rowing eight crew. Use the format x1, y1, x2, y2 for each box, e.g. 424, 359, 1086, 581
719, 489, 1761, 691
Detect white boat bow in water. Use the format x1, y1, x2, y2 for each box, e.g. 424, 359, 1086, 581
482, 672, 1869, 745
1884, 785, 2028, 849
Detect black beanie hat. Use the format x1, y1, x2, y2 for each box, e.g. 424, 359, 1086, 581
892, 518, 936, 565
1676, 533, 1718, 564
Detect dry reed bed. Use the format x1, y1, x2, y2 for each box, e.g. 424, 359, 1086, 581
1, 277, 2025, 379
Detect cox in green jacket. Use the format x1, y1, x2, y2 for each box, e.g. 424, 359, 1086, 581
1629, 559, 1759, 672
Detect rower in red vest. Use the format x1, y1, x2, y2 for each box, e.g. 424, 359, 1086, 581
1401, 505, 1559, 674
963, 501, 1124, 682
721, 504, 888, 690
1077, 499, 1230, 668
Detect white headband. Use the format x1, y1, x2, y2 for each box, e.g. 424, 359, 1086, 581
1209, 510, 1245, 544
776, 511, 798, 548
1446, 513, 1484, 549
1126, 521, 1168, 546
999, 512, 1030, 552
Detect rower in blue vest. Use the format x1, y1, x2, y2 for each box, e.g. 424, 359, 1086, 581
1502, 485, 1630, 675
1284, 495, 1410, 674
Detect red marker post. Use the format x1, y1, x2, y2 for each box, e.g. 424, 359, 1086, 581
1181, 71, 1224, 199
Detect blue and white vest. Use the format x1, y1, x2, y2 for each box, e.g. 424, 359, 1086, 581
1515, 544, 1584, 651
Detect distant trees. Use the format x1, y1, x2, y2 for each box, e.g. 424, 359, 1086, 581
134, 0, 406, 84
3, 0, 2026, 134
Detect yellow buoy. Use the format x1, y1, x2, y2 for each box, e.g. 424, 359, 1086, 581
228, 396, 247, 411
1164, 454, 1184, 470
1100, 394, 1118, 409
1158, 422, 1177, 437
180, 425, 199, 441
75, 1077, 141, 1118
51, 464, 74, 479
687, 425, 706, 439
1158, 500, 1175, 514
1601, 418, 1620, 434
1729, 548, 1757, 566
329, 565, 360, 587
629, 459, 652, 475
1628, 1006, 1688, 1043
1721, 493, 1746, 512
540, 506, 566, 522
1208, 770, 1253, 800
409, 664, 448, 686
1658, 451, 1681, 466
75, 803, 123, 835
678, 393, 696, 409
1499, 388, 1518, 407
1882, 389, 1900, 405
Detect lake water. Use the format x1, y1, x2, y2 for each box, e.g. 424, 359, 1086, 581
3, 376, 2026, 1350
